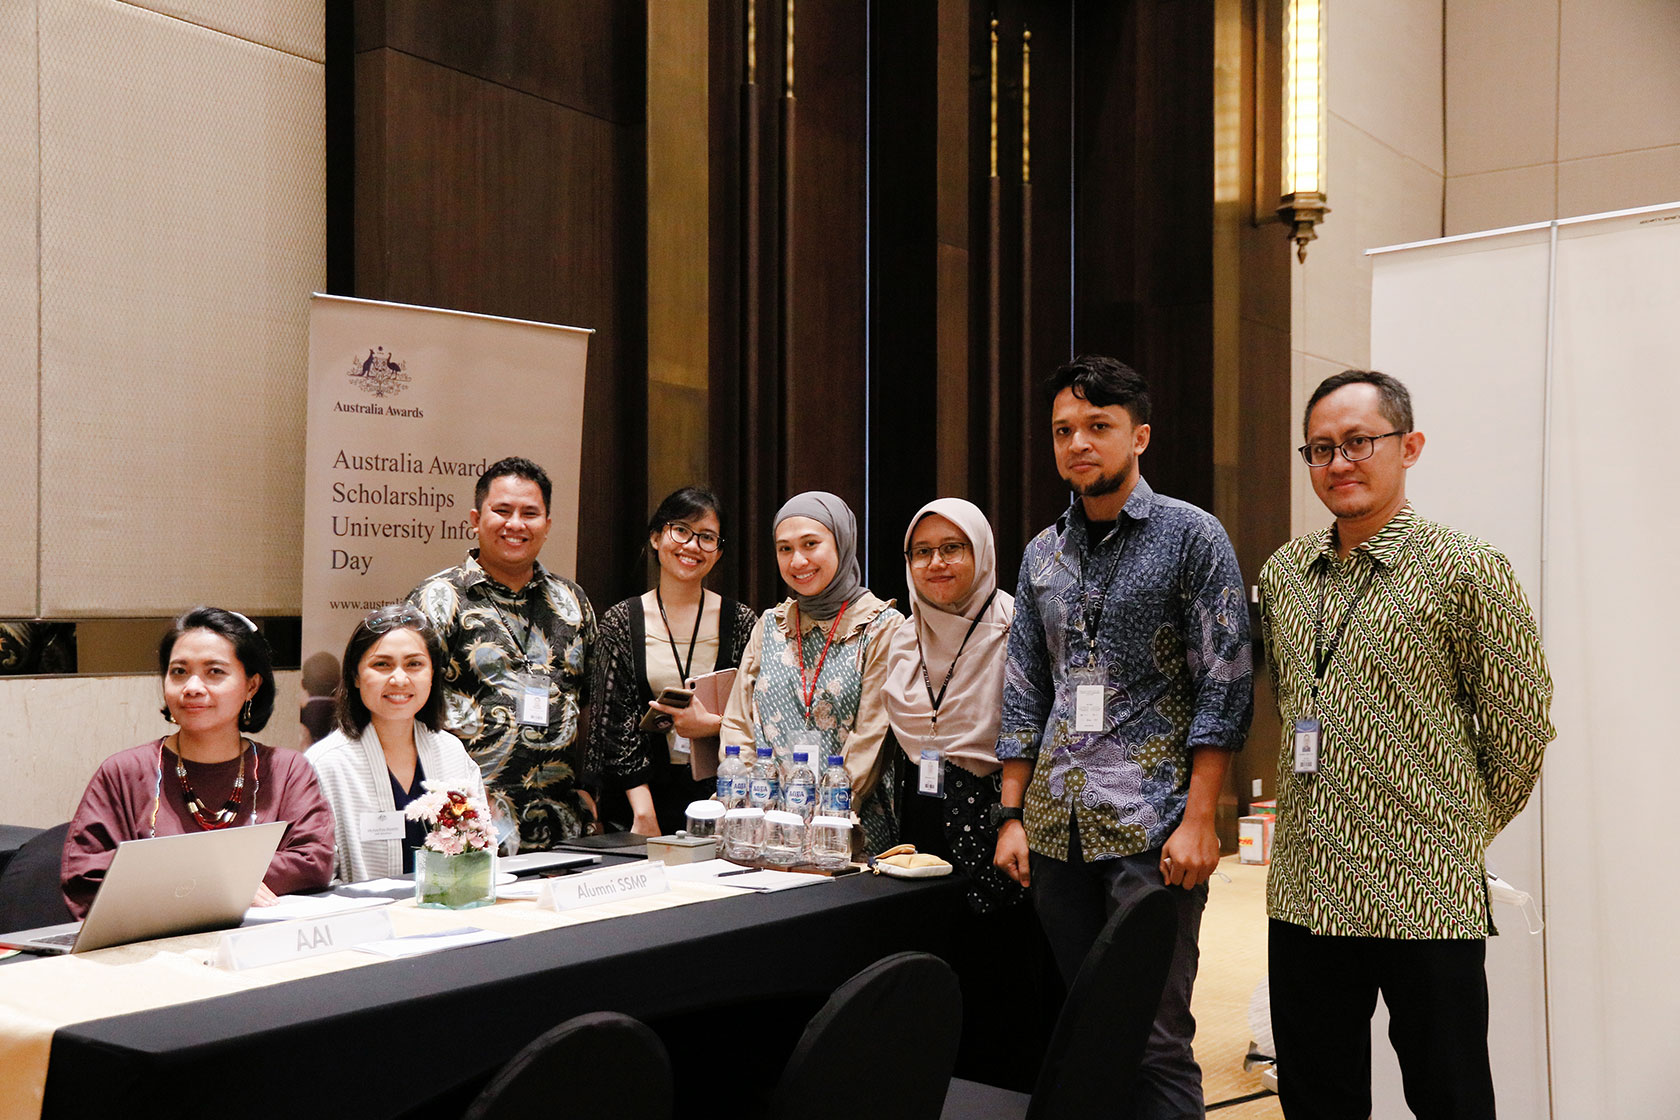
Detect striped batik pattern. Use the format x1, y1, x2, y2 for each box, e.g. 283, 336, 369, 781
1258, 505, 1554, 938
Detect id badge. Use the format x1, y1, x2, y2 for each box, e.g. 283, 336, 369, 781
359, 810, 406, 842
517, 671, 550, 728
917, 748, 946, 798
1072, 665, 1108, 734
1292, 717, 1322, 774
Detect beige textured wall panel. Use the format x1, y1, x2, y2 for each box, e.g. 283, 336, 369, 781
0, 1, 39, 617
1327, 0, 1444, 174
1295, 116, 1443, 374
121, 0, 324, 62
1558, 0, 1680, 160
1558, 145, 1680, 219
1445, 0, 1558, 176
1, 669, 301, 827
1445, 164, 1558, 235
38, 0, 323, 616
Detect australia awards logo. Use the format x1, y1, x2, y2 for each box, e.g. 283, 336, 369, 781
347, 347, 411, 398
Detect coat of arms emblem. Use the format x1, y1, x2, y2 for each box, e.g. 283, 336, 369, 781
347, 347, 411, 397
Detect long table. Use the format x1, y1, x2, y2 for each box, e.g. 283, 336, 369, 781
35, 870, 966, 1119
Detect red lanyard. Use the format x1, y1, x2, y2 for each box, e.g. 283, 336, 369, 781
793, 600, 849, 720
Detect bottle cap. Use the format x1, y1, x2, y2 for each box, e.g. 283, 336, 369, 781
757, 746, 773, 758
724, 744, 740, 756
793, 751, 809, 763
827, 755, 843, 766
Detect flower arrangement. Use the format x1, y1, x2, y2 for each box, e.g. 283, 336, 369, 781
405, 784, 496, 855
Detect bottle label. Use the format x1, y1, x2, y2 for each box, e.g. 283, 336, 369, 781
822, 789, 851, 815
786, 784, 811, 810
748, 778, 777, 806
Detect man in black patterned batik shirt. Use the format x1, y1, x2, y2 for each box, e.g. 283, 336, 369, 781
410, 456, 598, 850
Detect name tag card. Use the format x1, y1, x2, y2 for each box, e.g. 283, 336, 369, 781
359, 810, 406, 842
215, 908, 395, 971
539, 862, 669, 912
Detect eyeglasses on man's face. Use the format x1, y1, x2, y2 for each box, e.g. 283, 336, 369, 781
905, 541, 972, 567
665, 522, 722, 552
1298, 431, 1407, 467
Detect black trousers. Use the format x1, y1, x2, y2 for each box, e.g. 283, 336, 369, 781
1268, 919, 1496, 1120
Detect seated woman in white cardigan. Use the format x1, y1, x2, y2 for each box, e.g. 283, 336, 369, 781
307, 604, 486, 882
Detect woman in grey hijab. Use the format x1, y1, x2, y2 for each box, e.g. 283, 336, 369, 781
719, 491, 904, 855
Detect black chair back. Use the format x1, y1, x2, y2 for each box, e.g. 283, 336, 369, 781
772, 951, 963, 1120
0, 823, 73, 932
1026, 886, 1178, 1120
461, 1011, 672, 1120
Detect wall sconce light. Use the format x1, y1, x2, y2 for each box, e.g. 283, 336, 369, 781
1279, 0, 1328, 262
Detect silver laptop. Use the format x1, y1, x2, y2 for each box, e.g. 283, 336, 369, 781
0, 820, 286, 955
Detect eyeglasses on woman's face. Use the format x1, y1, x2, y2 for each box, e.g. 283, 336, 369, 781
665, 522, 722, 552
366, 603, 430, 633
905, 541, 972, 567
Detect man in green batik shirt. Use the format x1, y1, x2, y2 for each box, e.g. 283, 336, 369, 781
1258, 370, 1553, 1120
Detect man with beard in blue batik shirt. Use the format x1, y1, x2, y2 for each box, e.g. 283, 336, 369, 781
993, 356, 1253, 1120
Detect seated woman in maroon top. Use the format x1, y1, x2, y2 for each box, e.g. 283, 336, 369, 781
61, 607, 335, 919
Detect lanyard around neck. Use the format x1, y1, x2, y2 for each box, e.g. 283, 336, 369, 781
793, 600, 849, 722
915, 590, 997, 730
1312, 558, 1378, 703
655, 586, 703, 682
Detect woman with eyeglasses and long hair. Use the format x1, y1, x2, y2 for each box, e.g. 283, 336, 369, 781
306, 603, 487, 882
588, 487, 758, 836
61, 607, 335, 917
720, 491, 905, 856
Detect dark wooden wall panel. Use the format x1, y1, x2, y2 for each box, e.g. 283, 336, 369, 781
783, 3, 869, 521
1072, 0, 1216, 514
355, 0, 640, 124
349, 3, 647, 609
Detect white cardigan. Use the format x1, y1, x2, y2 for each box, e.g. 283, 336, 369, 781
306, 722, 487, 883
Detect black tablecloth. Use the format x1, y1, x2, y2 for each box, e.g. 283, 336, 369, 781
42, 872, 966, 1119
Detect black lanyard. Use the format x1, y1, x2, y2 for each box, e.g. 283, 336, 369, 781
1312, 557, 1378, 703
655, 587, 703, 683
1079, 521, 1129, 665
488, 589, 544, 672
915, 590, 998, 730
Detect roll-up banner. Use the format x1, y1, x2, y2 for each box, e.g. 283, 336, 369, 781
300, 294, 590, 733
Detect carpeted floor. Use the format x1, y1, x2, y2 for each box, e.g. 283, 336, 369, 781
1195, 854, 1282, 1117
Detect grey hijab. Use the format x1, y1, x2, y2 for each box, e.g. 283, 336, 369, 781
774, 491, 865, 620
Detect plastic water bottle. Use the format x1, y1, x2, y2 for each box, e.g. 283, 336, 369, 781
817, 754, 852, 816
716, 745, 748, 809
783, 751, 817, 821
747, 746, 781, 811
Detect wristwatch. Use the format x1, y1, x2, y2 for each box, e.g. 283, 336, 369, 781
990, 804, 1024, 828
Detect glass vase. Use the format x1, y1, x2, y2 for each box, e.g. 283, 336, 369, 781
414, 848, 496, 909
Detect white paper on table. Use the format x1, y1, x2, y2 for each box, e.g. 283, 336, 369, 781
664, 859, 832, 892
335, 877, 413, 895
496, 880, 545, 900
352, 927, 511, 959
242, 894, 395, 923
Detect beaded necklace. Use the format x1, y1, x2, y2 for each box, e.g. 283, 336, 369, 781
173, 736, 257, 830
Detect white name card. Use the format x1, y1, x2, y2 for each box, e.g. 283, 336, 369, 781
539, 861, 669, 912
215, 907, 395, 970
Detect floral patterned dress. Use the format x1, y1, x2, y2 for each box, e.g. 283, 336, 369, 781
731, 592, 904, 855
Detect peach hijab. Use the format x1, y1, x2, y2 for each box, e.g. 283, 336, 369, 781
882, 498, 1014, 776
